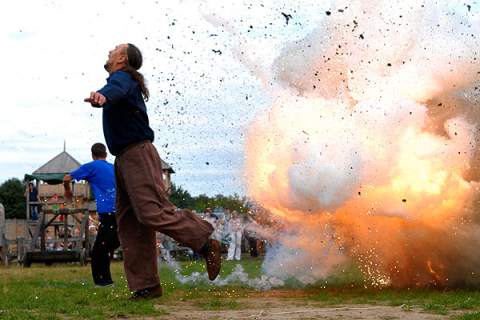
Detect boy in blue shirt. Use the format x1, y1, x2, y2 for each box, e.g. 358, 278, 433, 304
63, 143, 120, 287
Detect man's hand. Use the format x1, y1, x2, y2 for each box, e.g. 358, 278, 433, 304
84, 92, 106, 106
63, 174, 73, 203
65, 189, 73, 203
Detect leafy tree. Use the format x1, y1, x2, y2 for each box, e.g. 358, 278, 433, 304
213, 194, 227, 202
169, 183, 195, 210
168, 183, 252, 215
0, 178, 27, 219
214, 193, 250, 214
194, 193, 214, 213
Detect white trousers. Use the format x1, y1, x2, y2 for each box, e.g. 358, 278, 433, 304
227, 231, 242, 260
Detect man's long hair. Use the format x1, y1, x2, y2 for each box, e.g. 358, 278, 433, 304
123, 43, 149, 101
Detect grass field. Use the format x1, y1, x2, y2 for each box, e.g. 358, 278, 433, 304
1, 258, 480, 319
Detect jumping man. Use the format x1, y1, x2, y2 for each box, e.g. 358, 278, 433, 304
84, 43, 221, 300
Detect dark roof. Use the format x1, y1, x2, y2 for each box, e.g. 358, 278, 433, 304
24, 151, 82, 185
161, 159, 175, 174
33, 151, 82, 174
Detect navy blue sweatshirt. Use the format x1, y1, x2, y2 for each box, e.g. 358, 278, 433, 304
96, 71, 154, 156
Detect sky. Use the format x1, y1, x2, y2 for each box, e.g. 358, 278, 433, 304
0, 0, 330, 196
0, 0, 478, 197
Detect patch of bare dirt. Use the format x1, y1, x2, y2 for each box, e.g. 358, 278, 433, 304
136, 298, 466, 320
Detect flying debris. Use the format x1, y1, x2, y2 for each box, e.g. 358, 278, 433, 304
281, 12, 292, 25
245, 0, 480, 288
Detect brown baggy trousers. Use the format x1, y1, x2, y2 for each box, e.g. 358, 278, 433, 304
114, 140, 214, 291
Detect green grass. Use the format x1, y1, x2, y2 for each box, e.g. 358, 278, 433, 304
0, 259, 479, 319
455, 312, 480, 320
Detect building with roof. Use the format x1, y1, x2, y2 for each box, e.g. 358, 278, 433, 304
24, 148, 90, 218
24, 145, 175, 218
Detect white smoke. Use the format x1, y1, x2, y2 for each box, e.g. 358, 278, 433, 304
198, 0, 480, 287
175, 264, 285, 290
242, 0, 480, 287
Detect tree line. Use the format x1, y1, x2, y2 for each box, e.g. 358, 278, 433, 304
0, 178, 27, 219
0, 178, 249, 219
168, 183, 250, 213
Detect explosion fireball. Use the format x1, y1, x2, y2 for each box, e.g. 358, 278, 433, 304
244, 0, 480, 287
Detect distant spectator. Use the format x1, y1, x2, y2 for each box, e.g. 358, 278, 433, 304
202, 210, 216, 228
24, 183, 40, 221
88, 217, 98, 235
224, 208, 231, 222
203, 211, 223, 242
156, 232, 171, 261
46, 229, 53, 250
50, 192, 59, 210
226, 211, 242, 261
58, 228, 73, 250
243, 213, 258, 259
43, 229, 53, 250
219, 208, 231, 252
202, 206, 212, 216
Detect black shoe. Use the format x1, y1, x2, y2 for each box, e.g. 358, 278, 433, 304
95, 281, 115, 288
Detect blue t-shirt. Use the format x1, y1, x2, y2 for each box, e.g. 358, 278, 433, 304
97, 71, 154, 156
70, 160, 116, 214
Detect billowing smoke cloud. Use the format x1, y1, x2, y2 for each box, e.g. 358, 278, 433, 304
242, 0, 480, 287
175, 264, 285, 290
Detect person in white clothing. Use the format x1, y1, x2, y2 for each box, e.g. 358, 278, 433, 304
226, 211, 242, 261
202, 210, 216, 228
88, 217, 98, 235
202, 210, 222, 242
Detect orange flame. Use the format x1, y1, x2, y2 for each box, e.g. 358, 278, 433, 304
244, 97, 479, 287
427, 260, 445, 286
240, 0, 480, 288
